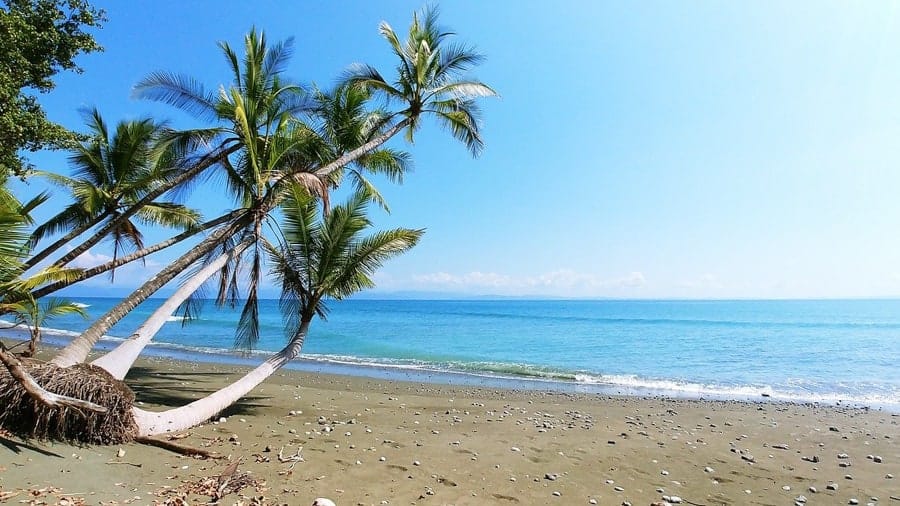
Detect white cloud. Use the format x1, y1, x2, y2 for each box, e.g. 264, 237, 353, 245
678, 273, 722, 290
70, 249, 113, 268
407, 269, 647, 297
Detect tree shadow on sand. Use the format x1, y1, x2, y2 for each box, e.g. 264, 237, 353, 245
123, 367, 272, 417
0, 435, 63, 457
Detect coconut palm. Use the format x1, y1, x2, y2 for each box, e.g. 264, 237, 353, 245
312, 83, 411, 211
25, 109, 201, 274
132, 186, 422, 435
52, 29, 316, 367
315, 4, 496, 179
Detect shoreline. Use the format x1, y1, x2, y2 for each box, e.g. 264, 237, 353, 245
2, 324, 898, 414
0, 353, 897, 505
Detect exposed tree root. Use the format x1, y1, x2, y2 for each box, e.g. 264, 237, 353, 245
0, 355, 137, 444
134, 435, 225, 459
0, 344, 107, 414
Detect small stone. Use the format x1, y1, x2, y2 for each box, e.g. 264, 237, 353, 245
796, 495, 807, 503
614, 486, 624, 492
783, 485, 792, 491
704, 466, 714, 473
379, 456, 386, 462
827, 483, 839, 491
845, 474, 853, 480
669, 497, 683, 504
511, 447, 521, 452
741, 454, 755, 463
544, 473, 558, 481
413, 460, 421, 466
849, 499, 858, 505
886, 473, 893, 479
838, 453, 849, 459
589, 500, 597, 505
116, 448, 126, 458
874, 456, 883, 463
218, 417, 226, 423
809, 486, 818, 493
661, 470, 669, 476
552, 491, 561, 497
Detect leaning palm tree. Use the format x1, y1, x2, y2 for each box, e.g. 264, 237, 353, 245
316, 4, 496, 178
133, 186, 422, 435
312, 83, 411, 211
56, 8, 495, 368
52, 29, 316, 367
25, 109, 201, 272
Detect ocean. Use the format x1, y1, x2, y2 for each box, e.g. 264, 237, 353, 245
2, 297, 899, 411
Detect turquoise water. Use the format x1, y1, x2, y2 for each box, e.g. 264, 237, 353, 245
3, 298, 899, 410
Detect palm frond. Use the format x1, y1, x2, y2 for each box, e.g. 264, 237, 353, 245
133, 71, 220, 122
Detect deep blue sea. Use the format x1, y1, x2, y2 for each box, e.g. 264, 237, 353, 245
2, 298, 899, 410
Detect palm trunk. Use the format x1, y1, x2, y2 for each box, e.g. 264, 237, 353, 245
273, 118, 410, 189
132, 320, 310, 436
51, 215, 251, 367
92, 238, 254, 379
23, 211, 111, 270
52, 145, 238, 268
31, 211, 241, 300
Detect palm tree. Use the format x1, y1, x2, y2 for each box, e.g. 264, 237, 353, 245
312, 83, 411, 211
306, 4, 497, 181
57, 7, 496, 367
25, 109, 201, 274
5, 297, 87, 357
132, 186, 421, 435
55, 29, 318, 368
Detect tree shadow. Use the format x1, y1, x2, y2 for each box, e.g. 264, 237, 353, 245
124, 366, 273, 417
0, 435, 63, 457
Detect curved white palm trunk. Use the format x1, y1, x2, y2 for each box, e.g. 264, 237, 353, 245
133, 322, 309, 436
91, 240, 253, 379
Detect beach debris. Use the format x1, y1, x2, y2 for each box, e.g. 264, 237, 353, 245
276, 445, 305, 474
134, 435, 224, 459
312, 499, 336, 506
158, 459, 265, 503
827, 483, 839, 491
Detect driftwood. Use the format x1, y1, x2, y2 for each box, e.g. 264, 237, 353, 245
134, 435, 224, 459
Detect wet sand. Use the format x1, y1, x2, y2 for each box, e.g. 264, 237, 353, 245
0, 355, 897, 505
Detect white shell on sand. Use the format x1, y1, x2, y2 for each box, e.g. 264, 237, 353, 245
312, 499, 336, 506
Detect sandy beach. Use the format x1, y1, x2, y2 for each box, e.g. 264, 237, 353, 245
0, 355, 896, 506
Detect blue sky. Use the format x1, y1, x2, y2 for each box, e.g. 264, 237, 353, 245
14, 1, 900, 299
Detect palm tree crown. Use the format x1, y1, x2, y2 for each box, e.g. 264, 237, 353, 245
31, 109, 201, 273
267, 185, 422, 345
345, 5, 498, 155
